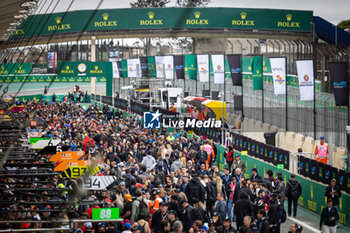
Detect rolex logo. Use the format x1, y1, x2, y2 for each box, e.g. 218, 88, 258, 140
66, 66, 69, 70
55, 17, 62, 24
95, 66, 98, 70
148, 12, 155, 19
18, 65, 21, 69
286, 14, 292, 21
102, 13, 109, 21
240, 12, 247, 20
194, 11, 201, 19
1, 65, 4, 70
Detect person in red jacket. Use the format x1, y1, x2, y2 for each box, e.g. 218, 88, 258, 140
225, 144, 234, 172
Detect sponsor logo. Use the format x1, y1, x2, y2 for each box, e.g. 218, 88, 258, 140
61, 65, 74, 74
275, 75, 285, 85
231, 68, 242, 73
232, 12, 255, 26
186, 11, 209, 25
277, 14, 300, 28
48, 17, 71, 31
77, 63, 87, 73
143, 110, 161, 129
94, 13, 118, 27
140, 12, 163, 26
90, 65, 103, 74
333, 81, 348, 88
304, 74, 309, 81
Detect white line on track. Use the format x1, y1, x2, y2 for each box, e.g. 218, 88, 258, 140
288, 216, 321, 233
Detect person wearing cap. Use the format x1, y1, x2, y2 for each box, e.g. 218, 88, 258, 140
200, 225, 209, 233
231, 154, 246, 174
122, 222, 133, 233
122, 194, 133, 220
169, 104, 177, 113
223, 218, 237, 233
96, 222, 107, 233
208, 220, 217, 233
315, 136, 329, 164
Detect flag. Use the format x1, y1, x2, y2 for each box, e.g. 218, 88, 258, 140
227, 55, 242, 86
270, 57, 287, 95
112, 61, 119, 78
116, 61, 122, 77
296, 60, 314, 101
140, 57, 148, 77
163, 56, 174, 79
212, 54, 225, 84
185, 54, 197, 80
121, 60, 128, 78
197, 54, 209, 82
174, 55, 184, 79
147, 56, 156, 78
329, 62, 348, 106
252, 56, 263, 90
127, 58, 141, 78
155, 56, 165, 78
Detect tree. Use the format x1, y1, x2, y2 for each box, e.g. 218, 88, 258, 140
337, 19, 350, 30
130, 0, 170, 8
176, 0, 210, 7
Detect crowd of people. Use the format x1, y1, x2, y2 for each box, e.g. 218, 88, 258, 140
0, 100, 342, 233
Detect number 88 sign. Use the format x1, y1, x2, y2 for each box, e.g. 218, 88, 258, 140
92, 208, 120, 220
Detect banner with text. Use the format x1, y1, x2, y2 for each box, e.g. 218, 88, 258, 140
212, 54, 225, 84
185, 54, 197, 80
174, 55, 185, 79
270, 57, 287, 95
227, 54, 242, 86
252, 56, 263, 90
163, 55, 174, 79
155, 56, 165, 79
296, 60, 314, 101
197, 54, 209, 82
329, 62, 348, 106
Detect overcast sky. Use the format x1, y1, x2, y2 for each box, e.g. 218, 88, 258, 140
37, 0, 349, 25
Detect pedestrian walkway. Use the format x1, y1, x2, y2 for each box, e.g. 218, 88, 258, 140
282, 202, 349, 233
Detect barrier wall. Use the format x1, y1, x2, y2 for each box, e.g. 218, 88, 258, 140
230, 114, 347, 169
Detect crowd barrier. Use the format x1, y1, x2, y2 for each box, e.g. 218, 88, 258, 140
131, 100, 150, 116
114, 97, 128, 111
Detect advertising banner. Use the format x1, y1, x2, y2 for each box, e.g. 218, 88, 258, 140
212, 54, 225, 84
147, 56, 156, 78
197, 54, 209, 82
252, 56, 263, 90
185, 54, 197, 80
227, 54, 242, 86
155, 56, 165, 79
296, 60, 314, 101
121, 60, 128, 78
174, 55, 185, 79
329, 62, 348, 106
270, 57, 287, 95
127, 58, 141, 78
140, 57, 148, 77
116, 61, 122, 77
112, 61, 119, 78
163, 55, 174, 79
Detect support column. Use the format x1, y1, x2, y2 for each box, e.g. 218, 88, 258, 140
91, 36, 96, 94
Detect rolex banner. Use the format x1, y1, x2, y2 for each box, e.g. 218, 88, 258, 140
163, 56, 174, 79
140, 57, 148, 77
127, 58, 141, 78
252, 56, 263, 90
147, 56, 156, 78
197, 54, 209, 82
185, 55, 197, 80
296, 60, 314, 101
270, 57, 287, 95
329, 62, 348, 106
227, 55, 242, 86
212, 54, 225, 84
112, 61, 119, 78
116, 61, 123, 78
174, 55, 184, 79
155, 56, 165, 79
121, 60, 128, 78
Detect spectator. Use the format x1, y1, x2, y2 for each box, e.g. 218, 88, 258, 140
325, 179, 341, 210
231, 155, 246, 173
286, 173, 302, 217
214, 193, 227, 221
250, 168, 262, 182
320, 199, 339, 233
